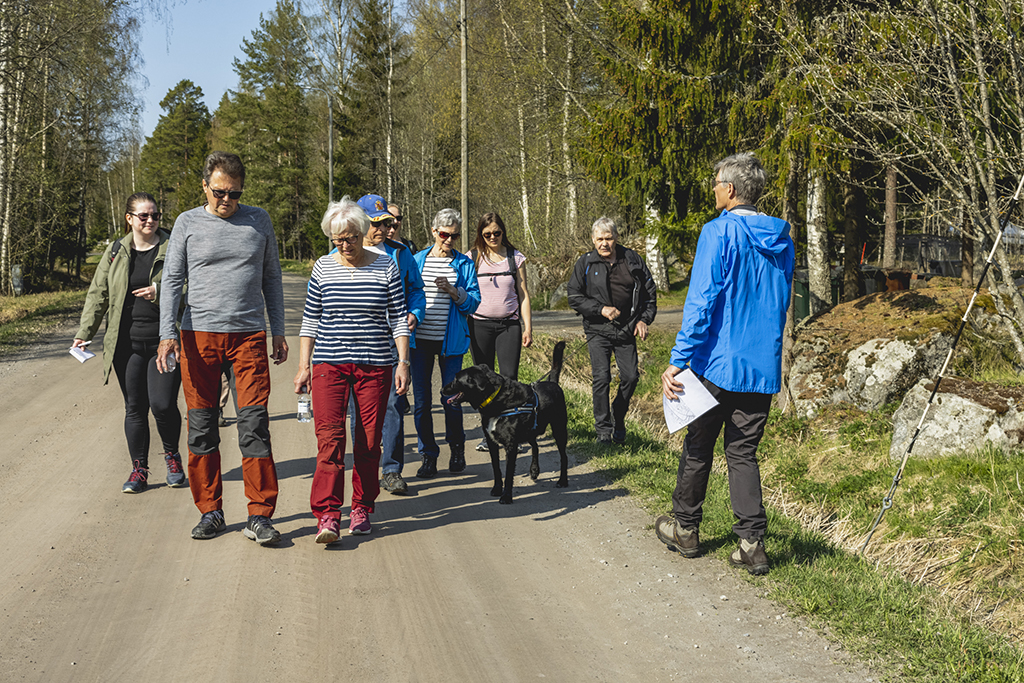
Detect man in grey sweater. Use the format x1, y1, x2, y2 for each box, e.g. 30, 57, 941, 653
157, 151, 288, 546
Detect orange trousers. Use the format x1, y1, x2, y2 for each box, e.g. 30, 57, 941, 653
180, 330, 279, 517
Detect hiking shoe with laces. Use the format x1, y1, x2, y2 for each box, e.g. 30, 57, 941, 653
730, 538, 770, 575
315, 517, 340, 544
243, 515, 281, 546
655, 515, 700, 558
381, 471, 409, 495
416, 455, 438, 479
475, 440, 490, 452
122, 462, 149, 494
448, 444, 466, 473
164, 453, 187, 488
191, 510, 226, 540
349, 507, 372, 535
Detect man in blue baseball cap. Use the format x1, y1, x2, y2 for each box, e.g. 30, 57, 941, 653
352, 194, 425, 494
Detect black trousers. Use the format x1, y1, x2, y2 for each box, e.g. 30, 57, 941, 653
586, 333, 638, 438
671, 377, 771, 541
111, 336, 182, 468
468, 316, 522, 379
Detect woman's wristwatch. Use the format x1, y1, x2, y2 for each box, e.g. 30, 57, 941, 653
399, 359, 411, 366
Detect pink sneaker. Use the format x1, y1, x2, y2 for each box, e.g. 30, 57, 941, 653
315, 517, 340, 544
349, 506, 372, 535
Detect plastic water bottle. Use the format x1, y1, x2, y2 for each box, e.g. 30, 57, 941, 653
297, 393, 312, 422
165, 355, 177, 373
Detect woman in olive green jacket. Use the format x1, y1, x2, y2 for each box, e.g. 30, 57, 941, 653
74, 192, 186, 494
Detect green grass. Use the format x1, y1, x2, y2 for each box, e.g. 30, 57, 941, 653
281, 259, 314, 277
0, 289, 88, 356
518, 332, 1024, 683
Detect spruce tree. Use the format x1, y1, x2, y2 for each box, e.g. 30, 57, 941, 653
139, 80, 211, 224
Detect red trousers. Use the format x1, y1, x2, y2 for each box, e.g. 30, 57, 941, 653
310, 363, 392, 520
180, 330, 279, 517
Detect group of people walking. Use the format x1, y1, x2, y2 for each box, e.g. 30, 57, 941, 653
75, 150, 793, 576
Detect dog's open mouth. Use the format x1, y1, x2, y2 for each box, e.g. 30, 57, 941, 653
445, 392, 464, 407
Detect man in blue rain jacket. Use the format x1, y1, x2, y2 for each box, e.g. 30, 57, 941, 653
656, 153, 794, 576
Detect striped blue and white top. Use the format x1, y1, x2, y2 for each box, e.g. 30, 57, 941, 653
417, 255, 458, 342
300, 252, 409, 366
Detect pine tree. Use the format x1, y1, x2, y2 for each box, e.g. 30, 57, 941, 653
346, 0, 408, 196
219, 0, 315, 259
139, 80, 211, 224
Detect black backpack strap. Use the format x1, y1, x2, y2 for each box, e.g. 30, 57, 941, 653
108, 239, 123, 264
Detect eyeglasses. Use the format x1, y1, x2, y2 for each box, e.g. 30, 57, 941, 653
437, 230, 460, 241
331, 234, 362, 245
209, 187, 243, 200
711, 178, 732, 189
129, 212, 162, 221
482, 230, 503, 239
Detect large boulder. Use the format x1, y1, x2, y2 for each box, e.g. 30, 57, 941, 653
890, 377, 1024, 459
787, 287, 997, 419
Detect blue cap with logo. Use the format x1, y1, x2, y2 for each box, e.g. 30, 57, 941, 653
357, 194, 392, 221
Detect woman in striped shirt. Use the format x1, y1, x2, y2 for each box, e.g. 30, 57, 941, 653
410, 209, 481, 479
294, 197, 410, 544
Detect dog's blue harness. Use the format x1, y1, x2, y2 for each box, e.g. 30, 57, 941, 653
496, 389, 540, 431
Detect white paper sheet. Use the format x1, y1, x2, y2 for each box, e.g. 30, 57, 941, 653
663, 368, 718, 433
69, 346, 95, 363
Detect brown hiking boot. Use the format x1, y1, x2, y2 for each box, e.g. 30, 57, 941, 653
654, 515, 700, 558
730, 538, 770, 575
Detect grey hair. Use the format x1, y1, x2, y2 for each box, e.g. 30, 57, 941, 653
320, 196, 369, 238
591, 216, 618, 238
714, 152, 767, 205
432, 208, 462, 230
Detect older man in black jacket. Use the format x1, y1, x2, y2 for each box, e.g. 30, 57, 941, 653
568, 217, 657, 444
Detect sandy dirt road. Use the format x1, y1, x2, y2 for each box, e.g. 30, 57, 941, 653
0, 274, 875, 683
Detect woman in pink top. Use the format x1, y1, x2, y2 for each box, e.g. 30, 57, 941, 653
468, 213, 534, 452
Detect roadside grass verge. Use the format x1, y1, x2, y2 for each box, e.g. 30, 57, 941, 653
0, 289, 87, 357
519, 331, 1024, 683
281, 259, 314, 277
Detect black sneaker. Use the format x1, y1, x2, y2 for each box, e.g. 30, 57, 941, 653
612, 429, 626, 446
243, 515, 281, 546
381, 471, 409, 495
655, 515, 700, 558
122, 462, 149, 493
191, 510, 226, 540
448, 444, 466, 473
416, 455, 438, 479
164, 453, 187, 488
730, 538, 770, 575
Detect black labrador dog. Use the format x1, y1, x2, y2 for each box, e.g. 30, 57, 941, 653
442, 341, 568, 504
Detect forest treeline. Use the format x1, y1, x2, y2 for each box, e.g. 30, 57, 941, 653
4, 0, 1024, 362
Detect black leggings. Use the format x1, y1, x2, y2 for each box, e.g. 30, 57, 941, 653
111, 336, 182, 468
468, 316, 522, 379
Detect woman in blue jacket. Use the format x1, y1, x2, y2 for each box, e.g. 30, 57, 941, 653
411, 209, 481, 478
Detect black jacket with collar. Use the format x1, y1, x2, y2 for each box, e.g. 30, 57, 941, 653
567, 244, 657, 340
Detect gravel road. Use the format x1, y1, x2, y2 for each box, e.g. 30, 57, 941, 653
0, 274, 876, 682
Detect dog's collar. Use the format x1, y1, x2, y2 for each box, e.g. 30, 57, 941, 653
479, 387, 501, 408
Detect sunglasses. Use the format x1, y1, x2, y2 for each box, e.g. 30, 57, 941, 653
371, 218, 395, 229
482, 230, 503, 239
209, 187, 243, 200
392, 215, 403, 222
437, 230, 460, 240
129, 212, 162, 221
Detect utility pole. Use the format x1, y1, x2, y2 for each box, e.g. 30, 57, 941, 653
460, 0, 468, 252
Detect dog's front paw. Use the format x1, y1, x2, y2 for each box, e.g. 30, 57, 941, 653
490, 485, 503, 497
556, 477, 569, 488
529, 463, 540, 480
499, 495, 513, 504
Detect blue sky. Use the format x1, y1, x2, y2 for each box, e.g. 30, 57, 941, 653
138, 0, 279, 139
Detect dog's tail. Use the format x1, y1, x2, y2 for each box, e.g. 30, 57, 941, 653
541, 340, 566, 385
